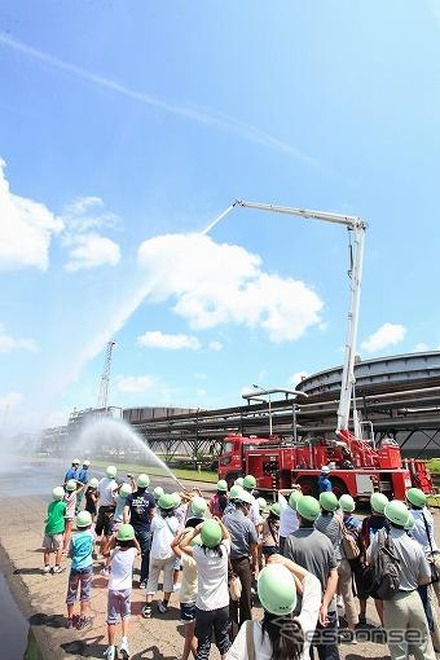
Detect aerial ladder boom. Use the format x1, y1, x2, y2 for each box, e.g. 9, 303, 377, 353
230, 199, 367, 438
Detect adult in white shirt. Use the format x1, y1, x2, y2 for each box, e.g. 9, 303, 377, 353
226, 555, 321, 660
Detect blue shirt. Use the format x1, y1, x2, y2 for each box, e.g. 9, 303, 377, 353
318, 475, 332, 493
69, 530, 94, 570
65, 467, 78, 482
76, 468, 89, 485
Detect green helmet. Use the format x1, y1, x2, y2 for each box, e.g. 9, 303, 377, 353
158, 493, 176, 510
75, 510, 92, 528
53, 486, 65, 500
257, 564, 297, 615
288, 490, 302, 510
190, 496, 207, 518
405, 511, 415, 531
171, 492, 182, 508
200, 519, 222, 548
370, 492, 389, 514
243, 474, 257, 490
119, 483, 132, 498
234, 477, 244, 487
89, 478, 99, 489
65, 479, 77, 492
153, 486, 164, 500
270, 502, 281, 517
339, 494, 356, 514
216, 479, 228, 493
229, 485, 243, 500
257, 497, 268, 512
406, 487, 427, 509
296, 495, 320, 522
117, 523, 135, 541
237, 490, 254, 506
384, 500, 410, 527
137, 473, 150, 488
319, 491, 339, 513
106, 465, 117, 478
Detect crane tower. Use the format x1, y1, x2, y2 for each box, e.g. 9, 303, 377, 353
96, 340, 116, 412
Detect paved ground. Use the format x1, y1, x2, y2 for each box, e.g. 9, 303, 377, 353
2, 480, 439, 659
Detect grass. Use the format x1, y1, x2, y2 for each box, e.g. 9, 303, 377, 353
428, 458, 440, 474
91, 458, 218, 484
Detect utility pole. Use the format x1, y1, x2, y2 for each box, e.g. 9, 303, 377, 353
96, 341, 116, 412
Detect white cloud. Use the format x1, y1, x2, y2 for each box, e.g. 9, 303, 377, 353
289, 371, 309, 387
64, 233, 121, 272
137, 234, 323, 343
361, 323, 406, 354
208, 341, 223, 351
0, 159, 64, 271
62, 196, 119, 233
414, 343, 429, 352
137, 330, 202, 351
116, 375, 155, 393
0, 324, 38, 353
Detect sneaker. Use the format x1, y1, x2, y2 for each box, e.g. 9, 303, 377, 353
100, 567, 110, 576
119, 638, 130, 659
141, 604, 152, 619
76, 616, 92, 631
66, 617, 74, 629
358, 614, 367, 626
52, 565, 65, 574
103, 646, 116, 660
43, 565, 51, 574
138, 580, 147, 590
173, 583, 181, 592
157, 600, 169, 614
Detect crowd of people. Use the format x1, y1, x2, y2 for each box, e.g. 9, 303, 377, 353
41, 459, 440, 660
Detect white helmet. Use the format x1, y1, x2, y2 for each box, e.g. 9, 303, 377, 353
321, 465, 330, 474
72, 458, 80, 465
82, 459, 91, 467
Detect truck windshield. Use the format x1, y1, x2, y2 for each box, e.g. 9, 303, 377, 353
223, 441, 234, 453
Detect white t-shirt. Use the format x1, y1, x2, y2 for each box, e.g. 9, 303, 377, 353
98, 477, 118, 506
226, 573, 321, 660
248, 495, 262, 528
279, 493, 299, 537
108, 546, 137, 591
180, 552, 198, 604
193, 539, 230, 611
150, 514, 180, 560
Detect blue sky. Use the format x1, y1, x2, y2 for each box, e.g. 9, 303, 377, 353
1, 0, 440, 433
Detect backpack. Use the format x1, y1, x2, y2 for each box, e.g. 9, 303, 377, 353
362, 529, 401, 600
341, 522, 361, 561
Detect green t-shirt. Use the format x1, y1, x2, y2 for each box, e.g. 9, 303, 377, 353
45, 500, 67, 535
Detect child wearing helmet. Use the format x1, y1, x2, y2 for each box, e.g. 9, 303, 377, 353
226, 557, 322, 660
261, 502, 281, 558
63, 478, 85, 554
42, 486, 67, 574
209, 480, 229, 519
95, 467, 119, 560
171, 529, 201, 660
101, 483, 133, 577
84, 478, 99, 521
102, 524, 140, 660
141, 493, 180, 618
180, 518, 232, 659
65, 510, 94, 631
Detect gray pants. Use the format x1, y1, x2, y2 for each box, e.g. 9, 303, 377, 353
383, 589, 436, 660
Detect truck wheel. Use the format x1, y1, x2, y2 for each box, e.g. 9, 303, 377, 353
330, 478, 348, 498
296, 477, 318, 498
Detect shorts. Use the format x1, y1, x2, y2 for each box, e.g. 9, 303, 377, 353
173, 557, 181, 571
66, 566, 93, 605
146, 556, 174, 594
262, 546, 279, 557
42, 533, 63, 552
180, 601, 196, 623
95, 506, 115, 537
106, 588, 131, 625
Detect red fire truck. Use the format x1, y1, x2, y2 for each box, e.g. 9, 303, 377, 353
216, 200, 432, 501
218, 431, 432, 501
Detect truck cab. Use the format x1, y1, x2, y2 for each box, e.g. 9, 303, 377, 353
218, 433, 275, 486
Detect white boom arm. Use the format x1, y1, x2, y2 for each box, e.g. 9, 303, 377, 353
231, 199, 367, 436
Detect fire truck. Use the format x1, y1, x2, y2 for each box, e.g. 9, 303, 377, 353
216, 200, 432, 501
